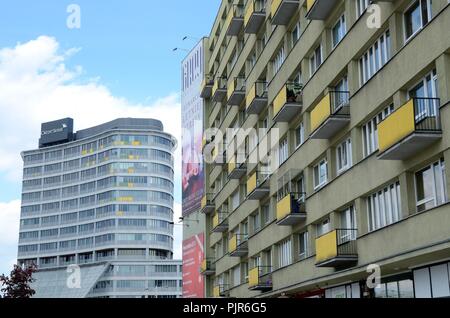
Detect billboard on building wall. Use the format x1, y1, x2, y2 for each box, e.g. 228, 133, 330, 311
182, 234, 204, 298
181, 40, 205, 217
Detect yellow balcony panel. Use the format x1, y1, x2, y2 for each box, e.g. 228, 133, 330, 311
248, 267, 272, 291
377, 98, 442, 160
200, 259, 215, 276
246, 81, 268, 115
273, 83, 303, 123
315, 229, 358, 268
212, 78, 227, 102
226, 5, 244, 36
227, 77, 246, 106
200, 77, 214, 99
306, 0, 340, 20
228, 234, 248, 257
310, 91, 350, 140
247, 171, 270, 200
244, 0, 266, 34
212, 212, 228, 233
276, 193, 306, 226
271, 0, 299, 25
200, 193, 215, 214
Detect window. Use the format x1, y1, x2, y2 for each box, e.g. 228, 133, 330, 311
291, 21, 301, 46
261, 205, 270, 225
316, 219, 330, 237
332, 15, 346, 48
278, 137, 289, 165
408, 69, 438, 118
415, 159, 447, 212
231, 190, 240, 211
277, 239, 292, 268
310, 44, 322, 76
233, 266, 241, 287
336, 138, 352, 174
359, 30, 391, 84
340, 206, 357, 241
362, 104, 394, 157
252, 211, 261, 233
367, 181, 402, 232
298, 232, 309, 260
404, 0, 432, 41
333, 76, 349, 111
295, 122, 304, 148
356, 0, 372, 17
313, 159, 328, 190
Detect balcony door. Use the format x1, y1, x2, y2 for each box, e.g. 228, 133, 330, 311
333, 76, 349, 112
340, 206, 357, 242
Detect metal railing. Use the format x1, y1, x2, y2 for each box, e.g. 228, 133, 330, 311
336, 228, 358, 256
285, 82, 303, 104
254, 81, 268, 99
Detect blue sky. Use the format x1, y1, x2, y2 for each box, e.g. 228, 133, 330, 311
0, 0, 220, 277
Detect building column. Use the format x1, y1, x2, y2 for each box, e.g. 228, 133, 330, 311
443, 149, 450, 200
399, 171, 416, 218
389, 12, 403, 57
355, 197, 368, 236
345, 0, 357, 26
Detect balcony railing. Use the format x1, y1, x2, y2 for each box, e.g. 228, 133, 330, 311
310, 90, 350, 139
377, 97, 442, 160
227, 76, 246, 106
201, 75, 214, 99
271, 0, 299, 25
229, 234, 249, 257
226, 4, 244, 36
212, 77, 228, 102
201, 193, 215, 214
248, 266, 272, 291
200, 258, 216, 276
276, 192, 306, 226
212, 211, 229, 233
306, 0, 340, 20
246, 81, 268, 114
244, 0, 266, 34
212, 143, 227, 166
247, 170, 270, 200
315, 229, 358, 267
227, 153, 247, 180
273, 82, 303, 122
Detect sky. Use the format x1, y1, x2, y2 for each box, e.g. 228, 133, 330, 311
0, 0, 220, 277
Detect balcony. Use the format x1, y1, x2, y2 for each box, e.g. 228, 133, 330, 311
228, 234, 249, 257
248, 266, 272, 291
212, 211, 228, 233
227, 77, 246, 106
276, 192, 306, 226
315, 229, 358, 267
377, 98, 442, 160
247, 171, 270, 200
306, 0, 340, 20
310, 91, 350, 139
228, 154, 247, 180
273, 82, 303, 123
212, 77, 228, 102
226, 5, 244, 36
200, 258, 216, 276
201, 193, 215, 214
244, 0, 266, 34
271, 0, 299, 25
200, 75, 214, 99
213, 284, 230, 298
246, 81, 268, 115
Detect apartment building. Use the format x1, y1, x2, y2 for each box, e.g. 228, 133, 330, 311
199, 0, 450, 298
18, 118, 182, 298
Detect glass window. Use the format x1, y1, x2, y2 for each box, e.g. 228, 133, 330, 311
332, 15, 346, 48
367, 181, 402, 231
415, 159, 447, 212
313, 159, 328, 190
336, 138, 352, 174
299, 231, 309, 260
404, 0, 432, 40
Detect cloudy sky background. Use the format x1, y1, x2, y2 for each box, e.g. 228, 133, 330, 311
0, 0, 219, 277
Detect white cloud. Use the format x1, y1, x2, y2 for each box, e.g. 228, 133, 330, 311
0, 36, 183, 270
0, 35, 181, 182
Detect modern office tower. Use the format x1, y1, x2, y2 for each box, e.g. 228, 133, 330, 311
199, 0, 450, 298
18, 118, 182, 298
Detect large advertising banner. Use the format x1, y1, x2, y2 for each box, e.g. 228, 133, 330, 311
182, 234, 204, 298
181, 40, 204, 217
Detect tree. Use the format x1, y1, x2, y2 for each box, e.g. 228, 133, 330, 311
0, 264, 37, 298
